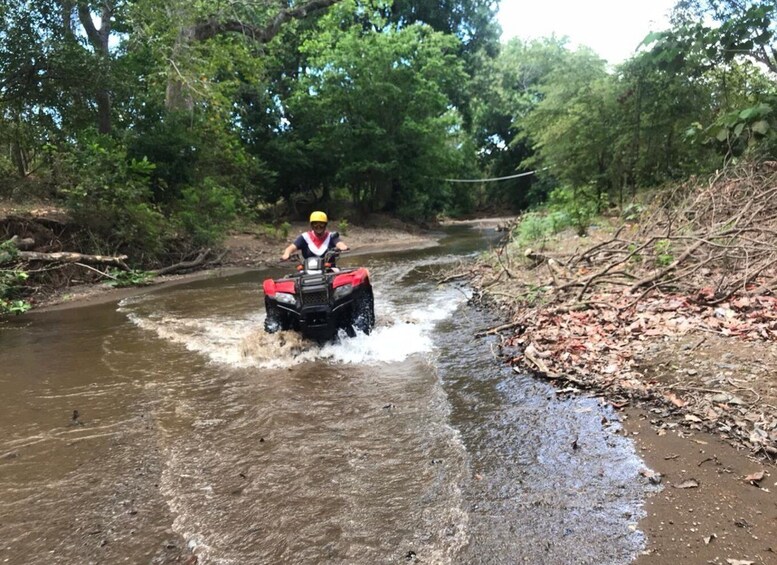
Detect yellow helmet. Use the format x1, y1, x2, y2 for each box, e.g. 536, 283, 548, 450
309, 211, 328, 223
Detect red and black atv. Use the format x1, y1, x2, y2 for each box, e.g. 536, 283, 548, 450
262, 250, 375, 341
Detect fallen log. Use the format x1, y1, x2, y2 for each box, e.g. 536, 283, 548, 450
14, 251, 129, 268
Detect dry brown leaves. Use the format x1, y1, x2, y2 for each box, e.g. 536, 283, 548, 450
471, 163, 777, 462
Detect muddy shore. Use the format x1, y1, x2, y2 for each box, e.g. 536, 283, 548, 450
465, 223, 777, 564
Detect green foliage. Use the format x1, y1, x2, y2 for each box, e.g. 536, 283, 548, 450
513, 210, 570, 247
127, 112, 271, 209
337, 219, 350, 236
5, 0, 777, 267
0, 297, 31, 315
517, 45, 632, 211
279, 221, 292, 239
105, 269, 154, 288
654, 239, 674, 267
701, 100, 777, 157
289, 5, 471, 218
471, 37, 575, 211
656, 1, 777, 73
58, 138, 168, 258
548, 185, 601, 236
628, 243, 644, 264
0, 239, 19, 265
621, 203, 644, 221
0, 241, 29, 315
173, 180, 239, 247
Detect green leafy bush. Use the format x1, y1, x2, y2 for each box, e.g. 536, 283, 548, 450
173, 179, 238, 247
548, 185, 602, 236
278, 221, 292, 239
337, 219, 349, 236
105, 269, 154, 288
0, 242, 30, 315
515, 212, 550, 244
60, 138, 167, 258
621, 203, 644, 221
514, 210, 571, 247
654, 239, 674, 267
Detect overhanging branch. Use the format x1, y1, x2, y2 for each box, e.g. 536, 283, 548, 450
193, 0, 342, 42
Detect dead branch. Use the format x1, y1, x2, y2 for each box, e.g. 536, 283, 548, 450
74, 262, 119, 280
438, 273, 469, 284
628, 240, 706, 293
494, 246, 514, 279
475, 319, 524, 338
151, 248, 212, 276
8, 235, 35, 251
474, 162, 777, 317
568, 224, 627, 267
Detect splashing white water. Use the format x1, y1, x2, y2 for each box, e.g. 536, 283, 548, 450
120, 285, 465, 368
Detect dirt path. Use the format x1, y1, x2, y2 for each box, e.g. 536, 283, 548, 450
626, 409, 776, 564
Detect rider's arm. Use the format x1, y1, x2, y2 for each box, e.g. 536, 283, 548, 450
330, 232, 348, 252
281, 243, 299, 261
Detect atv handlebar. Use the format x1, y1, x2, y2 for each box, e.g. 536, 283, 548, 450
279, 248, 348, 263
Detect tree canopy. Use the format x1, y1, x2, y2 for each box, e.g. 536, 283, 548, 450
2, 0, 777, 262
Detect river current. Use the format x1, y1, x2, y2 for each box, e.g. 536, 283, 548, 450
0, 225, 656, 564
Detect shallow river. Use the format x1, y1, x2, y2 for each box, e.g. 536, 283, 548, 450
0, 226, 656, 564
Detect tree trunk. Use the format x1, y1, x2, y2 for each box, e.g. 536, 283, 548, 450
96, 89, 112, 135
11, 140, 29, 178
165, 26, 197, 112
77, 1, 114, 134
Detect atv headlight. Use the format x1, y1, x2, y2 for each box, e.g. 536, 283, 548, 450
275, 292, 296, 305
333, 284, 353, 300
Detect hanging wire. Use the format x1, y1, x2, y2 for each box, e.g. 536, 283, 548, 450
441, 168, 545, 183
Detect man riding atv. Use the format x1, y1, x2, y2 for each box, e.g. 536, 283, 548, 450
281, 211, 349, 263
264, 211, 374, 341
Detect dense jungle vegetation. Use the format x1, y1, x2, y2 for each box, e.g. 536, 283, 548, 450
2, 0, 777, 313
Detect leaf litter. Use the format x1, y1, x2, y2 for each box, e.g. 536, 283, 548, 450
462, 163, 777, 463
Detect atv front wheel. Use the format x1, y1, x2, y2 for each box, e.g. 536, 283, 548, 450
264, 298, 290, 333
353, 289, 375, 335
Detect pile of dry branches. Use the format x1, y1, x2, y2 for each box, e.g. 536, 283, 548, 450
560, 162, 777, 305
465, 162, 777, 460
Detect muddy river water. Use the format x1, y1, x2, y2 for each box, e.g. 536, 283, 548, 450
0, 226, 658, 564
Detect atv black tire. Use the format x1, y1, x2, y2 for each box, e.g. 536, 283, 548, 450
353, 288, 375, 335
264, 298, 290, 333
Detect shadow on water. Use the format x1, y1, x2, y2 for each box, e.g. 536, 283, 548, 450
0, 224, 657, 565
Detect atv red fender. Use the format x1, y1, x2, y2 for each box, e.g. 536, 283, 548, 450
332, 268, 370, 289
262, 279, 295, 297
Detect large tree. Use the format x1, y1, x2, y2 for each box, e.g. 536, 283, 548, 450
470, 36, 573, 210
287, 2, 469, 217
